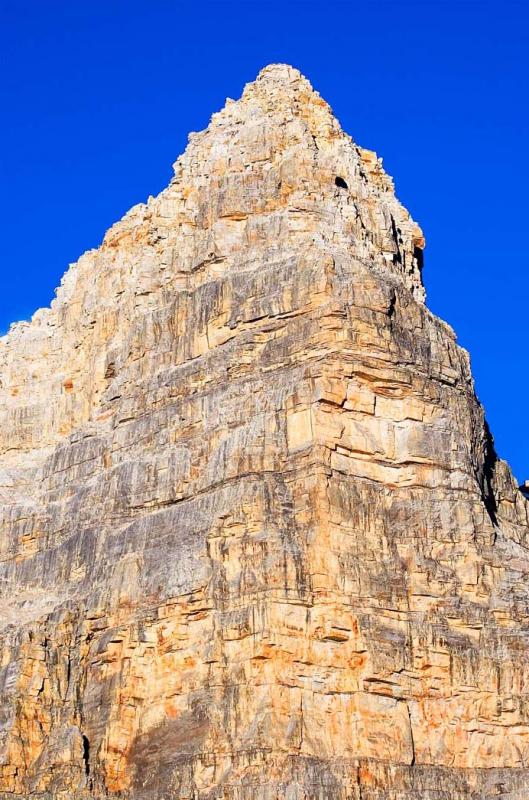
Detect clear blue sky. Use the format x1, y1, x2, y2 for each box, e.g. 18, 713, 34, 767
1, 0, 527, 481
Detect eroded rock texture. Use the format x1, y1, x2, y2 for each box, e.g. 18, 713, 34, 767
1, 64, 528, 799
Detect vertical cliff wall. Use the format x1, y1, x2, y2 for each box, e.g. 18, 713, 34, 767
1, 64, 528, 799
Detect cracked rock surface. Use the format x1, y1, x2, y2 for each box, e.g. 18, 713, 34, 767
1, 64, 528, 799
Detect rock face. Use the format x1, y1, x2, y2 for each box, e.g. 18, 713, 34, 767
1, 64, 528, 799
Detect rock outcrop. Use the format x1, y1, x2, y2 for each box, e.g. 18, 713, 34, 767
1, 64, 528, 799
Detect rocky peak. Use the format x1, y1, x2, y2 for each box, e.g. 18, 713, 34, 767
0, 66, 528, 800
0, 65, 425, 459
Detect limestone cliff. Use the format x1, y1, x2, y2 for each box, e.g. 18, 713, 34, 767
1, 64, 528, 799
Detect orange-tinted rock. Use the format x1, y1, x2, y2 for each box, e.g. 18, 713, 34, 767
0, 64, 528, 798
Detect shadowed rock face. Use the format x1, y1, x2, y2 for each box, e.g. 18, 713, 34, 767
0, 64, 528, 799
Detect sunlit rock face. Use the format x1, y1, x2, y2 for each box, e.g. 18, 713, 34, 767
1, 64, 528, 799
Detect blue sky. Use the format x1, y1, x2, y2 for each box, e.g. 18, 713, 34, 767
1, 0, 528, 480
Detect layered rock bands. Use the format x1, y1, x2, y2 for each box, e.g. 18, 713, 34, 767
1, 65, 528, 799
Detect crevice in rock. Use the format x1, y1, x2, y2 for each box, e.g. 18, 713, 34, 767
413, 244, 424, 275
407, 702, 416, 766
387, 289, 396, 326
82, 734, 90, 777
482, 420, 499, 526
335, 176, 348, 189
390, 215, 403, 264
473, 418, 499, 527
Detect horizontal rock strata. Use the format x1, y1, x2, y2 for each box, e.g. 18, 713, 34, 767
0, 64, 528, 799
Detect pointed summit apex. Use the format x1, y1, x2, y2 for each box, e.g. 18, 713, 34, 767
255, 63, 304, 84
167, 62, 425, 303
240, 62, 321, 107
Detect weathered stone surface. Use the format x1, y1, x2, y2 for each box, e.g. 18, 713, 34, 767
0, 64, 528, 798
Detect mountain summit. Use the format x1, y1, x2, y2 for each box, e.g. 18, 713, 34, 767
1, 66, 528, 799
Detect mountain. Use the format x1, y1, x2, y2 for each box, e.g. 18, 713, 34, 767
1, 64, 528, 799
